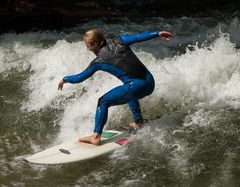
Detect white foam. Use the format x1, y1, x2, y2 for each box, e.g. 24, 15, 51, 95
151, 34, 240, 110
0, 32, 67, 75
0, 42, 39, 75
183, 109, 220, 127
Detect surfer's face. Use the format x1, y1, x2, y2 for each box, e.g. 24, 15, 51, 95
84, 38, 101, 55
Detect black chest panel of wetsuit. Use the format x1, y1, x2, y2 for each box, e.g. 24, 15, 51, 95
92, 39, 148, 80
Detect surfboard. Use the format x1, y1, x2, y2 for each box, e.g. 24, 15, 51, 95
24, 130, 128, 165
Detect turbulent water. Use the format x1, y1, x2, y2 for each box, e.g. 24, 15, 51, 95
1, 15, 240, 186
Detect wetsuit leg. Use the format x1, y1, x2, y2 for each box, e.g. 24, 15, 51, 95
94, 99, 109, 135
128, 100, 143, 123
94, 84, 131, 134
94, 73, 155, 134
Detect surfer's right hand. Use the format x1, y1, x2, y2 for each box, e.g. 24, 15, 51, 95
159, 31, 173, 41
58, 79, 65, 90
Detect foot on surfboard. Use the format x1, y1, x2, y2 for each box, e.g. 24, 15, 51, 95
78, 133, 101, 145
128, 122, 143, 134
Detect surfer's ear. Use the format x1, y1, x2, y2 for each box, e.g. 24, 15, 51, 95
100, 40, 106, 47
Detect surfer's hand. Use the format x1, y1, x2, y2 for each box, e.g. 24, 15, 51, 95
58, 79, 64, 91
159, 31, 173, 41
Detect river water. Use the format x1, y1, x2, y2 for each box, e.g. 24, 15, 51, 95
1, 15, 240, 186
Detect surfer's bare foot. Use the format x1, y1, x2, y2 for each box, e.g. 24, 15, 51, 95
78, 133, 101, 145
129, 122, 143, 130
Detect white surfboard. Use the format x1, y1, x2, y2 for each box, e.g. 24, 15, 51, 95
24, 130, 128, 165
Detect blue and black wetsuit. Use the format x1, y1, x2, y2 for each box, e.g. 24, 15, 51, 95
63, 31, 160, 134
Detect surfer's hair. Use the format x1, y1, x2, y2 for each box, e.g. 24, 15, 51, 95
84, 29, 106, 47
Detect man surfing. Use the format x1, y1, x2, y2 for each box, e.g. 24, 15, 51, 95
58, 29, 173, 145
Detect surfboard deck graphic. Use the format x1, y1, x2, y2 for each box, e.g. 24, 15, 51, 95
24, 130, 128, 165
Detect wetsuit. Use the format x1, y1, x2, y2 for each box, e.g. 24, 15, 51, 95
63, 31, 160, 134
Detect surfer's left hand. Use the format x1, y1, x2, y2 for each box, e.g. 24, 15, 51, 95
58, 79, 65, 90
159, 31, 173, 41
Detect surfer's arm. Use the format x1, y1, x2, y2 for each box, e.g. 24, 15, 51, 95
63, 64, 100, 84
120, 31, 173, 45
120, 31, 159, 45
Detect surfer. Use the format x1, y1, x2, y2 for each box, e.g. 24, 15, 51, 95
58, 29, 173, 145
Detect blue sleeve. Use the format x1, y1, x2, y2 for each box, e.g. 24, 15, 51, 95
119, 31, 160, 46
63, 64, 100, 84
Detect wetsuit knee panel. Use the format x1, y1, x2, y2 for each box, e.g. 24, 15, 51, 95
97, 97, 103, 108
97, 97, 111, 109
